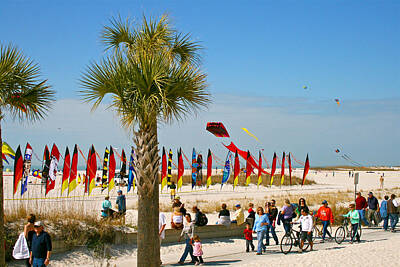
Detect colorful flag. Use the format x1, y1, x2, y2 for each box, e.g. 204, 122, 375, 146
127, 147, 136, 192
167, 149, 172, 188
257, 151, 262, 187
206, 149, 212, 188
161, 147, 167, 191
233, 150, 240, 189
191, 148, 197, 189
196, 154, 203, 186
68, 145, 78, 194
21, 143, 33, 196
270, 152, 277, 185
13, 146, 23, 195
280, 152, 285, 185
177, 148, 184, 190
120, 149, 127, 178
61, 147, 70, 194
42, 145, 50, 190
288, 153, 292, 186
46, 144, 60, 195
245, 151, 252, 186
88, 145, 97, 195
2, 141, 16, 163
108, 146, 116, 192
101, 147, 109, 191
221, 151, 232, 188
302, 154, 310, 186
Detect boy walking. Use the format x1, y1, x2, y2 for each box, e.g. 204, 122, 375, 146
299, 209, 313, 252
243, 223, 255, 252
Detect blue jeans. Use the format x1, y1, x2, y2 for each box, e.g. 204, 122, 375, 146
351, 223, 360, 242
283, 219, 292, 234
389, 214, 399, 230
257, 230, 267, 253
179, 238, 195, 263
322, 220, 332, 240
32, 258, 45, 267
266, 224, 279, 245
382, 216, 389, 230
357, 209, 369, 226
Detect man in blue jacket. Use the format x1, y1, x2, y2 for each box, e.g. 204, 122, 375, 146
29, 221, 52, 267
253, 207, 270, 255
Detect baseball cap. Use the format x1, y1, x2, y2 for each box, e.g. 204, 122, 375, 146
368, 192, 373, 195
235, 204, 241, 207
117, 190, 122, 194
34, 221, 43, 227
175, 196, 180, 200
322, 200, 328, 204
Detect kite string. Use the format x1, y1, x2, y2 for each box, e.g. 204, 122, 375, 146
181, 151, 192, 167
290, 152, 305, 166
261, 152, 270, 169
210, 151, 225, 166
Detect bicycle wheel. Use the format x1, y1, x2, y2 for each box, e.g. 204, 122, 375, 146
327, 225, 333, 241
280, 234, 293, 254
335, 227, 345, 244
312, 226, 319, 241
303, 236, 310, 251
358, 225, 362, 238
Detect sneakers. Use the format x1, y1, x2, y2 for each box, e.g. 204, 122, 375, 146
246, 250, 249, 253
256, 252, 262, 255
195, 262, 200, 266
178, 262, 184, 265
298, 248, 303, 253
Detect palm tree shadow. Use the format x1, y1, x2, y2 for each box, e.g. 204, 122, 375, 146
167, 260, 241, 266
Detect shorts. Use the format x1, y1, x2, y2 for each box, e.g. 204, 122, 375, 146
300, 231, 312, 242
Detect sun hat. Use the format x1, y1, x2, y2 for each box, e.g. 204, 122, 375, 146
34, 221, 43, 227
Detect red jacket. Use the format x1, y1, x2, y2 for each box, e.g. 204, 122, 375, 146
243, 229, 253, 240
316, 206, 334, 223
355, 196, 368, 210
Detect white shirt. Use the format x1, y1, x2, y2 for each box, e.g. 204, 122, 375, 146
393, 199, 399, 208
299, 215, 313, 232
159, 213, 167, 239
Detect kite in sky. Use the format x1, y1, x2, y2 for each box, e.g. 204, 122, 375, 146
335, 98, 340, 106
206, 122, 229, 137
303, 85, 308, 90
241, 128, 259, 142
335, 149, 340, 153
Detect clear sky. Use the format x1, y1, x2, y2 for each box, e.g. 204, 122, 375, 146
1, 0, 399, 167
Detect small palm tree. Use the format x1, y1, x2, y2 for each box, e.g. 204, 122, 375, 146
80, 15, 210, 266
0, 43, 55, 264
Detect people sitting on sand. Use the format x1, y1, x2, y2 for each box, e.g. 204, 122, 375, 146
217, 203, 231, 226
101, 196, 115, 218
171, 207, 184, 230
231, 204, 245, 225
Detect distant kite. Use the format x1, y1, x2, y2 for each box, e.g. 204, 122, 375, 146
335, 99, 340, 106
303, 85, 308, 90
206, 122, 229, 137
335, 149, 340, 153
241, 128, 259, 142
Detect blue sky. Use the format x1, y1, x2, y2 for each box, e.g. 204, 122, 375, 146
1, 1, 399, 167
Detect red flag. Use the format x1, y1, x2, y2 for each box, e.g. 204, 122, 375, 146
245, 151, 252, 186
233, 150, 240, 189
206, 149, 212, 188
46, 144, 60, 195
302, 154, 310, 186
257, 151, 262, 187
88, 145, 97, 195
280, 152, 285, 185
288, 153, 292, 186
13, 146, 23, 195
177, 148, 184, 190
161, 147, 167, 190
108, 146, 116, 191
68, 145, 78, 194
84, 147, 92, 193
270, 152, 277, 185
61, 147, 70, 194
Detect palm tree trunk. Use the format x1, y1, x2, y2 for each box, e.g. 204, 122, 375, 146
0, 117, 5, 266
134, 119, 160, 267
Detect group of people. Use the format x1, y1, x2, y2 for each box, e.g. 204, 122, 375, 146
100, 190, 127, 223
13, 214, 52, 267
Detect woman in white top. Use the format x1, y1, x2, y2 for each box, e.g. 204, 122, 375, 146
171, 207, 184, 230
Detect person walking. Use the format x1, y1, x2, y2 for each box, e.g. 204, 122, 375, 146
243, 222, 255, 252
265, 201, 279, 245
23, 214, 36, 267
246, 203, 256, 227
192, 235, 204, 265
379, 175, 384, 190
387, 194, 399, 232
355, 192, 369, 226
298, 209, 313, 252
380, 196, 389, 231
29, 221, 52, 267
366, 192, 379, 226
178, 214, 196, 265
116, 190, 126, 224
343, 204, 360, 243
253, 207, 270, 255
315, 200, 334, 242
281, 199, 294, 234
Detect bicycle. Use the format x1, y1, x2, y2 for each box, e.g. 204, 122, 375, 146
334, 217, 362, 244
312, 217, 333, 241
280, 222, 310, 254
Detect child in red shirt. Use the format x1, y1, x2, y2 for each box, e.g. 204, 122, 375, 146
243, 223, 255, 252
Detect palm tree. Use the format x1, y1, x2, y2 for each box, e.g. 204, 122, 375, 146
0, 43, 55, 264
80, 15, 210, 266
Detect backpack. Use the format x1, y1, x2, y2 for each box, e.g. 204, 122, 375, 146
197, 212, 208, 226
